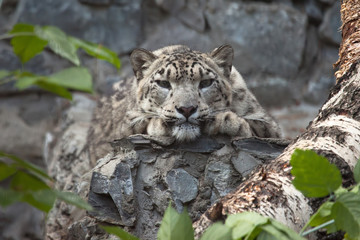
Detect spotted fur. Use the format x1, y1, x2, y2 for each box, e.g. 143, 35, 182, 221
88, 45, 281, 161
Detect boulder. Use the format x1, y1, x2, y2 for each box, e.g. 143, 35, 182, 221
18, 0, 142, 54
319, 1, 342, 45
206, 2, 307, 79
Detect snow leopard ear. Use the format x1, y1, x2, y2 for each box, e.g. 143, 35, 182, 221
210, 45, 234, 78
130, 48, 157, 81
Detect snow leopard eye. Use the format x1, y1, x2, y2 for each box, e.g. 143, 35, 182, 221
155, 80, 171, 89
199, 79, 214, 89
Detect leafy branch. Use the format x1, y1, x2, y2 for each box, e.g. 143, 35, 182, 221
0, 23, 121, 100
0, 151, 92, 213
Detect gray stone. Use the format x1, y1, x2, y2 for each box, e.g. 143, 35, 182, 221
170, 136, 225, 153
90, 172, 110, 194
304, 46, 338, 104
109, 163, 135, 226
0, 203, 44, 240
206, 2, 307, 78
166, 169, 199, 203
303, 25, 320, 69
18, 0, 142, 54
317, 0, 336, 5
78, 0, 111, 6
248, 75, 296, 108
177, 1, 206, 32
319, 1, 341, 45
232, 137, 289, 161
155, 0, 185, 14
88, 190, 122, 223
305, 0, 323, 22
141, 17, 216, 53
231, 151, 261, 177
138, 163, 158, 186
205, 162, 234, 197
0, 93, 62, 165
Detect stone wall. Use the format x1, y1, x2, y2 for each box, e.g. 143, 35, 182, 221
0, 0, 341, 239
1, 0, 340, 103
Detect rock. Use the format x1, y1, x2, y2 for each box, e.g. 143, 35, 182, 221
83, 135, 279, 239
177, 0, 206, 32
0, 93, 62, 165
305, 0, 323, 23
155, 0, 185, 14
166, 169, 199, 203
304, 46, 338, 104
231, 151, 261, 177
248, 75, 296, 108
18, 0, 142, 54
170, 136, 225, 153
78, 0, 111, 6
319, 1, 341, 45
317, 0, 336, 5
206, 2, 307, 78
108, 163, 136, 226
232, 137, 289, 161
303, 25, 320, 69
141, 17, 216, 53
0, 203, 44, 240
205, 162, 236, 198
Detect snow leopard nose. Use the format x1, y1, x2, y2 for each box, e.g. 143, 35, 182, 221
175, 105, 198, 118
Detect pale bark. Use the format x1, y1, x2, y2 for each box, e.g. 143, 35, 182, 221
194, 0, 360, 238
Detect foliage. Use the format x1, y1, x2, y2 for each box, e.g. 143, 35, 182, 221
0, 23, 121, 100
0, 151, 92, 213
292, 149, 360, 239
106, 204, 304, 240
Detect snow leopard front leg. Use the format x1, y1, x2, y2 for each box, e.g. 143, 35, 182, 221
204, 111, 281, 138
204, 111, 253, 137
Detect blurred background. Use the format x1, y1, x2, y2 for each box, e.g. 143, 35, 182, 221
0, 0, 340, 239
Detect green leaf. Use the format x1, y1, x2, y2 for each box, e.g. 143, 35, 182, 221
200, 222, 232, 240
15, 76, 42, 89
225, 212, 269, 240
10, 171, 50, 192
245, 227, 262, 240
0, 151, 53, 181
232, 221, 256, 239
69, 37, 121, 69
55, 191, 93, 211
101, 225, 139, 240
157, 204, 194, 240
35, 26, 80, 66
331, 192, 360, 239
15, 75, 73, 99
0, 187, 23, 207
351, 184, 360, 194
270, 220, 306, 240
353, 160, 360, 183
0, 70, 10, 80
258, 224, 289, 240
257, 230, 279, 240
48, 67, 93, 93
21, 189, 56, 213
305, 201, 336, 233
226, 212, 268, 228
35, 80, 73, 100
290, 149, 342, 198
0, 162, 17, 181
9, 23, 48, 64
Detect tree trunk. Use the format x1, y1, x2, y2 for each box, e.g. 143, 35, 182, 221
194, 0, 360, 237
